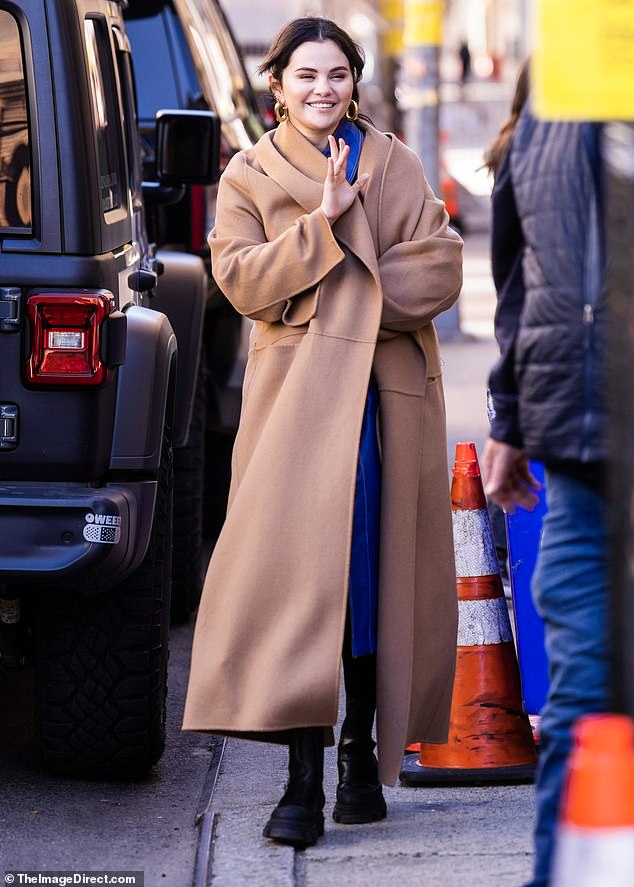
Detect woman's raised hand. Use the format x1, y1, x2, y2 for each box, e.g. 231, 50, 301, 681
320, 135, 370, 224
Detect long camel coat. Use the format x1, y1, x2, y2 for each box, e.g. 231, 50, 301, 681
183, 120, 463, 785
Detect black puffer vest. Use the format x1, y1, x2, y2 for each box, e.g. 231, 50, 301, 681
510, 113, 607, 463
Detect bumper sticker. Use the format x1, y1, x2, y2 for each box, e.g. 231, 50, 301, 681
83, 512, 121, 544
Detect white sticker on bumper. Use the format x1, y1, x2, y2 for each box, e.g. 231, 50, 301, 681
83, 513, 121, 544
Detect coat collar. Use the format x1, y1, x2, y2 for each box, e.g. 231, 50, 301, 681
254, 121, 327, 214
254, 121, 393, 283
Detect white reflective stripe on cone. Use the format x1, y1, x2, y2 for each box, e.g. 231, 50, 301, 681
552, 826, 634, 887
452, 508, 499, 577
457, 598, 513, 646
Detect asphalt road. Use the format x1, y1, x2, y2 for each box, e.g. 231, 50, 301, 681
0, 618, 218, 883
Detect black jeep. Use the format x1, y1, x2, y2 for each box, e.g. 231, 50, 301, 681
0, 0, 218, 777
124, 0, 267, 544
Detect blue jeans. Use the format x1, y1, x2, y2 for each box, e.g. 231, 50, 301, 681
526, 470, 611, 887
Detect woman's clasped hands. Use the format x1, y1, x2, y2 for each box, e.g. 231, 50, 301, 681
320, 135, 369, 224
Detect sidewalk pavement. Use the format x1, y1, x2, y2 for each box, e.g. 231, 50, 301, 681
196, 231, 536, 887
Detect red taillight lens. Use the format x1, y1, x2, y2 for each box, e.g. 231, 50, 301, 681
190, 184, 206, 253
25, 292, 113, 386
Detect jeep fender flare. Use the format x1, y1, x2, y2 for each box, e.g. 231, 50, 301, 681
110, 305, 177, 471
151, 250, 207, 448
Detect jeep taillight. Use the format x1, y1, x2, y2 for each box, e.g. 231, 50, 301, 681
190, 184, 206, 253
25, 292, 114, 386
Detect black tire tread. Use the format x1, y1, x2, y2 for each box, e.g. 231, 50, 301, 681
33, 435, 173, 779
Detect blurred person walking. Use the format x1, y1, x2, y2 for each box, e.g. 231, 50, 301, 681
183, 17, 463, 849
458, 40, 471, 86
482, 66, 610, 887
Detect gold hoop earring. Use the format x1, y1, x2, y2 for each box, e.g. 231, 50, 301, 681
274, 101, 289, 124
345, 99, 360, 122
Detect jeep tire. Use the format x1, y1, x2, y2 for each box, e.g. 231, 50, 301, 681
33, 434, 173, 779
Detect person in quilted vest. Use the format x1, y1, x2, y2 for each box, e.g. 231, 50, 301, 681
482, 67, 610, 887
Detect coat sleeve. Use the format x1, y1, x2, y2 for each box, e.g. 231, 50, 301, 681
488, 148, 525, 447
378, 148, 463, 331
209, 153, 345, 323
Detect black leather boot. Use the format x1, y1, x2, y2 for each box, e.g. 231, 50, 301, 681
333, 628, 387, 824
332, 698, 387, 824
263, 727, 325, 847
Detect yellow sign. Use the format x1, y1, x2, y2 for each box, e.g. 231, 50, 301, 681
381, 0, 404, 56
403, 0, 443, 48
533, 0, 634, 120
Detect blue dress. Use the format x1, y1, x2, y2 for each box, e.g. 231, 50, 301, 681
324, 120, 380, 657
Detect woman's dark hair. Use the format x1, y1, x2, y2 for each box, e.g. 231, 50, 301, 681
257, 17, 365, 104
483, 59, 530, 177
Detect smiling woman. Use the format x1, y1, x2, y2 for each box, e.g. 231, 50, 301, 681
269, 41, 355, 149
261, 16, 365, 137
183, 14, 463, 853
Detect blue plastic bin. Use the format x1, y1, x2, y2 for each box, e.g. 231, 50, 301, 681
505, 461, 549, 715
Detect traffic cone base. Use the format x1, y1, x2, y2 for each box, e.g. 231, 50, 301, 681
421, 644, 536, 768
400, 756, 535, 787
401, 641, 536, 786
400, 442, 537, 787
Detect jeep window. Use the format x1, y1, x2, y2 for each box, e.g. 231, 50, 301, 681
0, 9, 31, 230
171, 0, 264, 151
112, 28, 142, 197
124, 11, 184, 120
84, 17, 126, 214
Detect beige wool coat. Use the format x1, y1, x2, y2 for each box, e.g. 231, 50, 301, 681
183, 120, 463, 785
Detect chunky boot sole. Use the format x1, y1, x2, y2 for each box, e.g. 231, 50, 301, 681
332, 790, 387, 825
263, 804, 325, 848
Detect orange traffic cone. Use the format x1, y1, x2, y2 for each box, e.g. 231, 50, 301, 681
400, 441, 537, 785
551, 714, 634, 887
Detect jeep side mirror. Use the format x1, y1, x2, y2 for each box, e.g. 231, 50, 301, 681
155, 109, 220, 186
